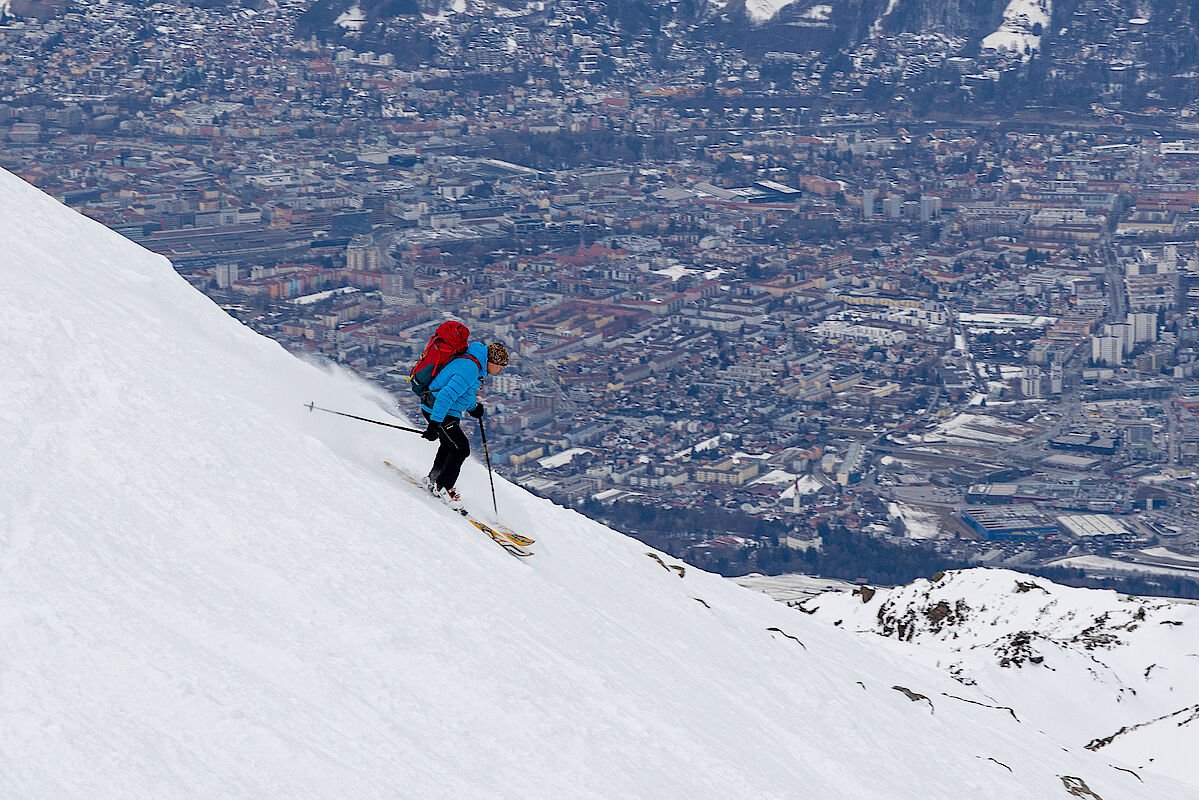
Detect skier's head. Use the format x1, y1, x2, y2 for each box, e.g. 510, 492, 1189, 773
486, 342, 509, 375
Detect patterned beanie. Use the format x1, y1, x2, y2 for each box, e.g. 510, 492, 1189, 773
487, 341, 509, 366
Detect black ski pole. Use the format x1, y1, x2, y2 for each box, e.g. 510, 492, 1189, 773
478, 417, 498, 515
305, 402, 424, 434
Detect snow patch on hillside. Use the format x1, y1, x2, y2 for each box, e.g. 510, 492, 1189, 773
870, 0, 902, 37
744, 0, 801, 24
981, 0, 1050, 59
334, 3, 365, 30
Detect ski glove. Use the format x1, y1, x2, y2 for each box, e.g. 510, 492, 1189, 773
421, 420, 441, 441
468, 403, 485, 419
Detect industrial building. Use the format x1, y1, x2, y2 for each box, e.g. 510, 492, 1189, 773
1049, 433, 1119, 455
961, 506, 1058, 539
965, 480, 1135, 514
1057, 515, 1131, 538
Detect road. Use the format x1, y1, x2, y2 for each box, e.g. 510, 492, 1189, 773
1101, 241, 1126, 324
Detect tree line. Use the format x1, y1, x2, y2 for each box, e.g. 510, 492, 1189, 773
581, 499, 965, 585
581, 498, 1199, 601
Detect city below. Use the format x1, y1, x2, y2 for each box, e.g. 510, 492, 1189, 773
7, 0, 1199, 595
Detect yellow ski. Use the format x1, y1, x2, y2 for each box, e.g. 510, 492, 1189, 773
384, 461, 534, 558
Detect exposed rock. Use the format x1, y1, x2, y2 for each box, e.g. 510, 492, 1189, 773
892, 685, 934, 713
1061, 775, 1104, 799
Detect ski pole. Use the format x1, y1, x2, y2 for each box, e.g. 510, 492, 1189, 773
305, 402, 424, 434
478, 417, 498, 515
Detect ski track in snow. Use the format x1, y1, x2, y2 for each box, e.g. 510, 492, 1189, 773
1, 167, 1197, 797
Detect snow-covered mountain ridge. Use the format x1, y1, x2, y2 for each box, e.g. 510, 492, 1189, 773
2, 165, 1196, 798
800, 569, 1199, 784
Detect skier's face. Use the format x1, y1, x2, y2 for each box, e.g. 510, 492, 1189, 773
487, 361, 504, 375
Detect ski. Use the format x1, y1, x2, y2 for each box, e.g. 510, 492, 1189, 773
492, 525, 534, 547
385, 460, 429, 491
469, 520, 533, 558
383, 461, 534, 557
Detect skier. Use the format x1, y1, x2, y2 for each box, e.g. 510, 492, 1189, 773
419, 340, 508, 507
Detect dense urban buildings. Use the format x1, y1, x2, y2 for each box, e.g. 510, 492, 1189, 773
6, 0, 1199, 592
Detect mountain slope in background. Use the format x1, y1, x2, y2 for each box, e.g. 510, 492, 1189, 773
1, 166, 1196, 798
293, 0, 1199, 104
800, 569, 1199, 785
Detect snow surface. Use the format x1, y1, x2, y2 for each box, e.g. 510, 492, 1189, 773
744, 0, 801, 24
668, 431, 730, 459
334, 4, 366, 30
751, 468, 799, 486
1142, 547, 1199, 564
1048, 554, 1199, 580
749, 469, 823, 500
653, 264, 692, 281
2, 167, 1196, 798
292, 286, 359, 305
869, 0, 902, 37
734, 572, 857, 603
981, 0, 1050, 58
800, 4, 832, 21
802, 569, 1199, 786
927, 412, 1026, 444
781, 474, 823, 499
537, 447, 592, 469
887, 502, 942, 539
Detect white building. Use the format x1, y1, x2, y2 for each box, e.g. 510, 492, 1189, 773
214, 262, 239, 289
1091, 335, 1123, 366
1163, 245, 1179, 271
1049, 363, 1063, 394
346, 235, 381, 271
919, 195, 941, 222
862, 189, 877, 220
1127, 312, 1158, 345
1021, 367, 1043, 398
1104, 322, 1132, 356
812, 320, 908, 346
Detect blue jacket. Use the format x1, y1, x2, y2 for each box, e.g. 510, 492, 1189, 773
421, 340, 489, 423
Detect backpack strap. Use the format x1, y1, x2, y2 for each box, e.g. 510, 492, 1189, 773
423, 353, 483, 405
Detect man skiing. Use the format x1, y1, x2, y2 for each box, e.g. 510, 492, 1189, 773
419, 340, 509, 507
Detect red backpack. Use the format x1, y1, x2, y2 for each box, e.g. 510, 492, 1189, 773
409, 321, 476, 403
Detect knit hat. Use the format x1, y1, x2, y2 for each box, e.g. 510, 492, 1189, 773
487, 341, 509, 366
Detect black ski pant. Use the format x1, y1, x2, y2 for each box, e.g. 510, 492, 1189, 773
423, 411, 470, 491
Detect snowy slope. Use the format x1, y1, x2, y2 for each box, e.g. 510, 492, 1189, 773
800, 569, 1199, 785
739, 0, 835, 24
981, 0, 1049, 57
1, 165, 1195, 799
744, 0, 802, 23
